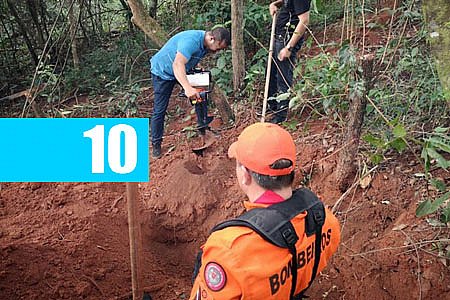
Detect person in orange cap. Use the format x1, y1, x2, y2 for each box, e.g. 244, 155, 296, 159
190, 122, 340, 300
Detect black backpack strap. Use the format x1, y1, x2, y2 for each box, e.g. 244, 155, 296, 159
296, 197, 325, 298
210, 188, 326, 299
213, 210, 299, 299
192, 249, 203, 284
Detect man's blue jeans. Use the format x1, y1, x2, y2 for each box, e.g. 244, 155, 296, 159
267, 37, 302, 122
150, 74, 176, 146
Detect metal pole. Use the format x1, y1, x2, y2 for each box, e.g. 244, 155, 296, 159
261, 12, 277, 123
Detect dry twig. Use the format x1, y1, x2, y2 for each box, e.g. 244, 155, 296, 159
400, 230, 422, 300
111, 194, 124, 209
350, 238, 450, 257
332, 165, 379, 213
82, 274, 104, 296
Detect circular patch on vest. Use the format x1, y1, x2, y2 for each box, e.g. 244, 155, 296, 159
204, 262, 226, 291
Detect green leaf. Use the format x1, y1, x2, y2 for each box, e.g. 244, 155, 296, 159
421, 147, 431, 173
393, 124, 407, 138
276, 92, 291, 102
311, 0, 320, 14
289, 95, 302, 109
416, 200, 433, 217
216, 56, 226, 69
210, 68, 220, 76
370, 153, 384, 164
411, 47, 419, 57
363, 134, 385, 148
433, 127, 449, 134
427, 137, 450, 153
426, 147, 450, 169
440, 204, 450, 223
430, 179, 447, 192
416, 191, 450, 217
390, 138, 407, 152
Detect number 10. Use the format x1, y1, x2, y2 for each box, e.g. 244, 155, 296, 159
83, 124, 137, 174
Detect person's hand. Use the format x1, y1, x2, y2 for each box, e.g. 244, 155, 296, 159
277, 47, 291, 61
185, 86, 199, 99
269, 2, 278, 17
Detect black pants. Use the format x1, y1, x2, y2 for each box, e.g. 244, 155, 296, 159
267, 35, 303, 122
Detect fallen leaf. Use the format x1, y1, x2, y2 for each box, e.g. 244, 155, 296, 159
392, 224, 408, 231
360, 174, 372, 189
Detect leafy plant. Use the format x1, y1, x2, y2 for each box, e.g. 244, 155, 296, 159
107, 83, 141, 116
363, 123, 408, 164
414, 127, 450, 221
421, 127, 450, 173
291, 43, 358, 116
210, 49, 233, 95
416, 190, 450, 223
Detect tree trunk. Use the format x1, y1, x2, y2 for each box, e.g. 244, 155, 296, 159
86, 0, 99, 39
126, 0, 235, 123
6, 0, 39, 66
68, 0, 80, 68
126, 0, 168, 47
26, 0, 45, 48
422, 0, 450, 101
148, 0, 157, 19
336, 55, 374, 191
119, 0, 134, 32
231, 0, 245, 93
39, 0, 50, 40
0, 11, 18, 68
96, 0, 103, 33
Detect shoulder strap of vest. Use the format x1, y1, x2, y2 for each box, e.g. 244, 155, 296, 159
211, 188, 326, 299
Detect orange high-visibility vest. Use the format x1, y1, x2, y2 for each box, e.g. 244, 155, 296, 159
190, 191, 340, 300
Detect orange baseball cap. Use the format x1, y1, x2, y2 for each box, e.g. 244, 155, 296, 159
228, 122, 296, 176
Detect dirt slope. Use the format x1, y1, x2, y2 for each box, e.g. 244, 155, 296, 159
1, 105, 449, 299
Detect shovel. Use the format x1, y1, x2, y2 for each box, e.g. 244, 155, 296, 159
192, 129, 217, 156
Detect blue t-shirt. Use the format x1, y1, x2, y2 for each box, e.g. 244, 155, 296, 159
150, 30, 207, 80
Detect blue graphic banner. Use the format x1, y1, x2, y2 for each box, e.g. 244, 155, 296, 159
0, 118, 149, 182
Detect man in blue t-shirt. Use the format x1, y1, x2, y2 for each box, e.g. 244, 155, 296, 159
149, 27, 231, 159
268, 0, 310, 124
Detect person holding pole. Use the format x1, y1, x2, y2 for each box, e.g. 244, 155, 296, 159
267, 0, 310, 124
190, 122, 340, 299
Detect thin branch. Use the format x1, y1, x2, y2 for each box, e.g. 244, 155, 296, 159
332, 165, 379, 213
21, 0, 67, 117
350, 239, 450, 256
400, 230, 422, 300
378, 0, 397, 66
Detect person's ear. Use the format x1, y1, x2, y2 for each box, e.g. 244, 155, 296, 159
240, 165, 252, 186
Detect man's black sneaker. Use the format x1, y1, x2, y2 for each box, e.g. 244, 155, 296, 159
206, 116, 214, 125
152, 144, 162, 159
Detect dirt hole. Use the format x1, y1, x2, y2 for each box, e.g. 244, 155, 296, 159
183, 160, 205, 175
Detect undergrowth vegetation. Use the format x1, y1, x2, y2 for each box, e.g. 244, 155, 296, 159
289, 0, 450, 222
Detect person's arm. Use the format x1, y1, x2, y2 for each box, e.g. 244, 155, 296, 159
189, 236, 242, 300
278, 11, 310, 61
172, 52, 199, 98
269, 0, 283, 16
